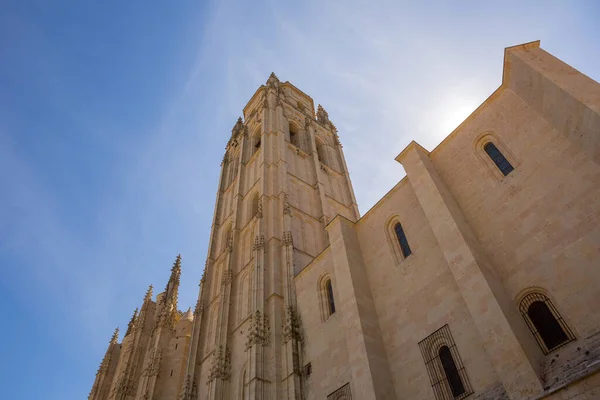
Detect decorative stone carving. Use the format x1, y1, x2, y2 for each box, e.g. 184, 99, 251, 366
316, 104, 337, 132
227, 117, 247, 149
207, 345, 231, 383
221, 270, 233, 286
282, 306, 303, 344
283, 193, 291, 215
245, 310, 271, 350
179, 374, 198, 400
266, 72, 279, 90
283, 231, 293, 246
226, 230, 234, 253
262, 94, 269, 110
142, 348, 162, 377
257, 197, 263, 219
253, 235, 265, 251
194, 300, 205, 315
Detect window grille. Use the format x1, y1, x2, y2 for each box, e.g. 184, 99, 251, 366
483, 142, 513, 176
519, 292, 575, 354
326, 280, 336, 315
418, 325, 473, 400
327, 382, 351, 400
394, 223, 412, 258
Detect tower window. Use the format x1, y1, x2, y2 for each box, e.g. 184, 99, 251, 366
484, 142, 513, 176
326, 279, 335, 315
394, 222, 411, 258
519, 292, 575, 354
255, 139, 261, 149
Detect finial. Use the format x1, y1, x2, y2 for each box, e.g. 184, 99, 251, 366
268, 72, 279, 81
145, 284, 153, 302
110, 327, 119, 344
125, 308, 138, 336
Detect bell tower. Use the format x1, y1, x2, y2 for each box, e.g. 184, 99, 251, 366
183, 73, 359, 400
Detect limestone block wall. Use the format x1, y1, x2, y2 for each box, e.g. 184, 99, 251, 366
430, 85, 600, 378
355, 177, 502, 399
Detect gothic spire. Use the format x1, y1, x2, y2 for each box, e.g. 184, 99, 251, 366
125, 308, 138, 336
164, 254, 182, 307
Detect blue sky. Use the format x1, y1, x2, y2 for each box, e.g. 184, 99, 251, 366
1, 1, 599, 398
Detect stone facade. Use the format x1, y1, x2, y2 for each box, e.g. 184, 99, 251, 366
89, 41, 600, 400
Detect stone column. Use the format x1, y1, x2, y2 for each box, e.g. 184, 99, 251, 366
326, 215, 397, 400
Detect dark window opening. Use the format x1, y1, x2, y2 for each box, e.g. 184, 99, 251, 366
326, 280, 335, 315
305, 362, 312, 377
394, 223, 412, 258
175, 343, 178, 349
170, 369, 173, 377
520, 292, 575, 354
439, 346, 466, 398
484, 142, 514, 176
255, 139, 261, 149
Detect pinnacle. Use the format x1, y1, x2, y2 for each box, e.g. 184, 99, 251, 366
268, 72, 279, 81
145, 284, 153, 301
110, 327, 119, 344
125, 308, 138, 336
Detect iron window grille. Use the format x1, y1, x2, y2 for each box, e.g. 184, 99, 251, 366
418, 324, 473, 400
327, 382, 351, 400
519, 292, 575, 354
483, 142, 514, 176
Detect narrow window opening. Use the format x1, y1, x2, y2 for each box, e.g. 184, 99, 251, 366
170, 369, 173, 377
484, 142, 513, 176
305, 362, 312, 377
439, 346, 466, 398
289, 123, 300, 148
519, 292, 575, 354
326, 279, 335, 315
175, 343, 178, 349
316, 140, 327, 165
394, 222, 412, 258
255, 139, 261, 149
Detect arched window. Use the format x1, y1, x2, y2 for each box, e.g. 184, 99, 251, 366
289, 123, 300, 148
394, 222, 412, 258
519, 292, 575, 354
439, 346, 466, 398
484, 142, 513, 176
325, 279, 335, 315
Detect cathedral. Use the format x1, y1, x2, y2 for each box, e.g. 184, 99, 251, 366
88, 41, 600, 400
